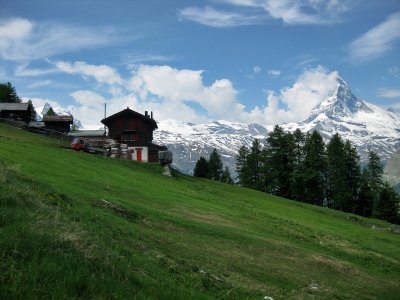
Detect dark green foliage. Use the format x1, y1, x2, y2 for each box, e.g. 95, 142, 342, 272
302, 131, 326, 206
0, 82, 21, 103
263, 125, 295, 198
207, 148, 223, 181
221, 166, 234, 184
376, 183, 400, 224
194, 156, 208, 178
45, 107, 57, 116
235, 129, 399, 224
236, 145, 250, 186
27, 100, 36, 122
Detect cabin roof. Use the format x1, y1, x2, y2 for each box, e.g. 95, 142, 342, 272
0, 102, 29, 111
43, 115, 73, 123
101, 108, 158, 129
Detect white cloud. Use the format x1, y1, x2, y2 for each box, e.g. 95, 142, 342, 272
70, 90, 107, 107
54, 61, 123, 85
179, 6, 265, 28
128, 64, 241, 121
253, 66, 261, 74
246, 66, 339, 125
25, 62, 340, 128
15, 63, 58, 77
198, 0, 352, 26
267, 69, 281, 77
0, 17, 122, 60
377, 88, 400, 99
28, 80, 53, 88
349, 12, 400, 62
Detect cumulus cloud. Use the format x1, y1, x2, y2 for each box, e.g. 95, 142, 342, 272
0, 17, 122, 60
26, 62, 340, 128
349, 12, 400, 62
54, 61, 123, 85
246, 66, 339, 125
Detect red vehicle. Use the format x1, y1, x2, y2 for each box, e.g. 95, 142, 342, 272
71, 138, 115, 155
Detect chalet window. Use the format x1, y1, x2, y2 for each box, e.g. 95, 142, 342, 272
122, 133, 135, 141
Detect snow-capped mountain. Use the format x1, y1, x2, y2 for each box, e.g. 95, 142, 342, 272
154, 77, 400, 175
154, 120, 267, 175
282, 77, 400, 162
35, 102, 83, 129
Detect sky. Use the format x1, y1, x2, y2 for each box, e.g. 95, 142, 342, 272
0, 0, 399, 128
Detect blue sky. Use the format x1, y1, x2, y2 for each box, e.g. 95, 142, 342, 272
0, 0, 399, 127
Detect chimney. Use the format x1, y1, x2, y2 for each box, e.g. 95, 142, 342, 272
145, 111, 148, 117
151, 111, 153, 119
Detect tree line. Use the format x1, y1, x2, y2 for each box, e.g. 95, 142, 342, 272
194, 148, 234, 184
236, 125, 400, 224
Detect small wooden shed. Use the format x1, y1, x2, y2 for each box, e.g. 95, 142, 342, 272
43, 115, 73, 133
0, 102, 35, 123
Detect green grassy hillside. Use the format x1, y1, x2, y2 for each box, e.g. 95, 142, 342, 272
1, 123, 399, 299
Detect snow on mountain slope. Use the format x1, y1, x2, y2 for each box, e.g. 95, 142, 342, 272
154, 77, 400, 175
154, 120, 267, 175
282, 77, 400, 161
35, 102, 83, 129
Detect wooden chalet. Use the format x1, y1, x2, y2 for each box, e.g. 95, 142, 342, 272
0, 102, 35, 123
43, 115, 73, 133
101, 108, 166, 162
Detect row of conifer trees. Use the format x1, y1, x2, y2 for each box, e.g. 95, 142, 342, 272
235, 125, 400, 224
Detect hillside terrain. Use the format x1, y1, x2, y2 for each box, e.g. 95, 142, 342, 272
154, 77, 400, 175
1, 123, 399, 299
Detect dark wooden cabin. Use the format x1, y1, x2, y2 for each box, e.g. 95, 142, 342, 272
0, 102, 35, 123
43, 115, 73, 133
101, 108, 166, 162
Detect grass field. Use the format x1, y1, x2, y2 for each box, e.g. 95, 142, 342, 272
1, 123, 399, 299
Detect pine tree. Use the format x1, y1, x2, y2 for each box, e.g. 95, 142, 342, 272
376, 182, 400, 224
290, 129, 306, 201
0, 82, 21, 103
247, 139, 263, 191
221, 166, 234, 184
356, 168, 374, 217
367, 150, 384, 217
45, 107, 57, 116
302, 131, 326, 206
207, 148, 223, 181
343, 140, 361, 212
326, 133, 347, 209
263, 125, 295, 197
193, 156, 208, 178
236, 145, 250, 186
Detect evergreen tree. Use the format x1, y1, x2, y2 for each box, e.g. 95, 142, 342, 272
0, 82, 21, 103
326, 133, 348, 209
27, 100, 36, 122
45, 107, 57, 116
247, 139, 263, 191
236, 145, 250, 187
290, 129, 306, 201
367, 150, 384, 217
343, 140, 361, 212
207, 148, 223, 181
302, 131, 327, 206
376, 182, 400, 224
194, 156, 208, 178
221, 166, 234, 184
263, 125, 295, 198
356, 168, 374, 217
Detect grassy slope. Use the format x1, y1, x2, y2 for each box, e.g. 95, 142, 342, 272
0, 123, 399, 299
